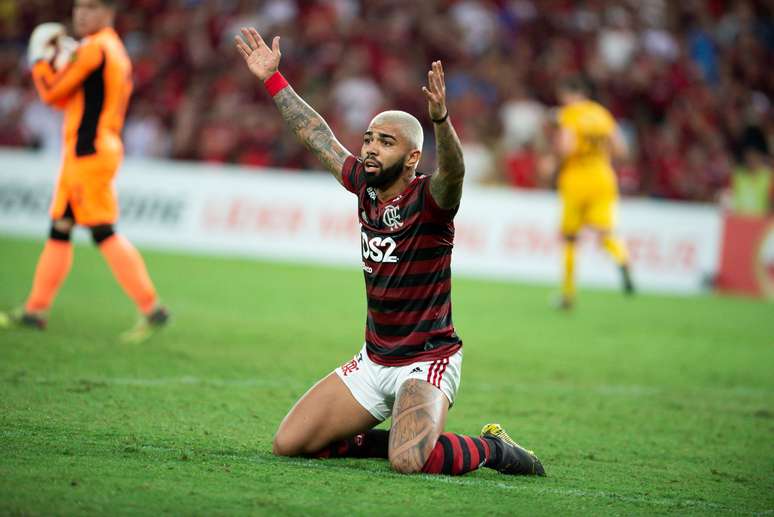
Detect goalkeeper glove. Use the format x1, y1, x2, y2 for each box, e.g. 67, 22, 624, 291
27, 23, 77, 70
53, 35, 78, 70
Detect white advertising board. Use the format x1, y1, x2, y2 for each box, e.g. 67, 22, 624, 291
0, 150, 721, 293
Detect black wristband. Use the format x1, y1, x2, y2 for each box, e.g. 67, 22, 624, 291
431, 111, 449, 124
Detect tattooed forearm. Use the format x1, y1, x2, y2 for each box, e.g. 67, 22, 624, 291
429, 119, 465, 209
388, 379, 447, 473
273, 87, 351, 183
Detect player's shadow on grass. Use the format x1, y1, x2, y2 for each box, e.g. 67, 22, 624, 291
265, 453, 516, 483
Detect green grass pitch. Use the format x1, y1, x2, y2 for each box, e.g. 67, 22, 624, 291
1, 235, 772, 516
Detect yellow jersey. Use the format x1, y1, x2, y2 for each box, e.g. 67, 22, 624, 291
557, 100, 617, 188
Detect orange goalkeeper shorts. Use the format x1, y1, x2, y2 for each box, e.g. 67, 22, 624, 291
50, 150, 122, 226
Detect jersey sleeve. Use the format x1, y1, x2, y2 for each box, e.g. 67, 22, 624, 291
32, 40, 103, 106
341, 155, 364, 194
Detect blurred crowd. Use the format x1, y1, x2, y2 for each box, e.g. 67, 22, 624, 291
1, 0, 773, 212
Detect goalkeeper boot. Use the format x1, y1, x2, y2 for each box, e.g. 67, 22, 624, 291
120, 305, 170, 344
621, 264, 635, 296
553, 295, 574, 311
0, 308, 46, 330
481, 423, 546, 476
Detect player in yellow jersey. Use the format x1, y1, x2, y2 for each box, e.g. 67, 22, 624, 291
554, 77, 633, 309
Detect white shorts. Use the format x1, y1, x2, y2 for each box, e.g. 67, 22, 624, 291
335, 343, 463, 422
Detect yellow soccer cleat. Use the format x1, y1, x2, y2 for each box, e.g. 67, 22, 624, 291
0, 308, 46, 330
480, 423, 546, 476
120, 305, 170, 344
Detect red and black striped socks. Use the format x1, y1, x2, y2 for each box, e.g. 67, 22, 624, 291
312, 429, 390, 459
421, 433, 491, 475
313, 431, 494, 476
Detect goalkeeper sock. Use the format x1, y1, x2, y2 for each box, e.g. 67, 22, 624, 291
561, 240, 576, 300
602, 235, 628, 265
99, 234, 158, 314
421, 433, 491, 475
313, 429, 389, 459
25, 239, 73, 313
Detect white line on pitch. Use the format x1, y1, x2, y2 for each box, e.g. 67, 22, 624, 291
14, 376, 773, 397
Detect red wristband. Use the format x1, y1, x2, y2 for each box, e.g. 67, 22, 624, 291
264, 71, 289, 97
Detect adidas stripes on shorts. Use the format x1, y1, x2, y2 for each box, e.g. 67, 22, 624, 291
335, 343, 463, 422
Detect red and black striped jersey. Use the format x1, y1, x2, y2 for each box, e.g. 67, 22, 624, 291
342, 156, 462, 366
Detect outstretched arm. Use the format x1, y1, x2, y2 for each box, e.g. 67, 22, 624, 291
235, 28, 352, 184
424, 61, 464, 209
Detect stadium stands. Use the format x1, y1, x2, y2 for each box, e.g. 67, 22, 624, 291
1, 0, 772, 205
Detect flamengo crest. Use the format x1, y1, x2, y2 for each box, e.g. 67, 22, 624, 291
383, 205, 403, 229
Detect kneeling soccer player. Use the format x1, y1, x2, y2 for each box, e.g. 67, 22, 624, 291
235, 27, 545, 476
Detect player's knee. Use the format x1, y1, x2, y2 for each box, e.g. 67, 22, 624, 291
272, 433, 302, 457
90, 224, 115, 245
389, 452, 425, 475
49, 218, 74, 241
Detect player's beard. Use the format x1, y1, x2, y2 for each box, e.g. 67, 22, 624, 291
365, 156, 405, 190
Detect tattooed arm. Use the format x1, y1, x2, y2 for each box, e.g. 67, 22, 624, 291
423, 61, 465, 209
235, 27, 352, 184
272, 88, 352, 184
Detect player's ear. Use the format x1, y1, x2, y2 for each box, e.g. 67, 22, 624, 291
406, 149, 421, 169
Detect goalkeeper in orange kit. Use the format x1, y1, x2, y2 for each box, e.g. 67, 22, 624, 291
0, 0, 169, 342
552, 77, 634, 309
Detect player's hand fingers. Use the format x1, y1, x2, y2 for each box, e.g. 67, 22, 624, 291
431, 62, 445, 95
249, 28, 268, 50
436, 70, 446, 96
235, 36, 250, 59
271, 35, 281, 57
427, 70, 438, 95
236, 36, 250, 57
430, 70, 441, 95
421, 85, 438, 103
241, 28, 258, 50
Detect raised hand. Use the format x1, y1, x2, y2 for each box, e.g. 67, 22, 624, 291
235, 27, 281, 81
424, 61, 463, 209
422, 61, 447, 122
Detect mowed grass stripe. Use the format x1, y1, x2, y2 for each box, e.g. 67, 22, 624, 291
1, 235, 772, 516
5, 374, 774, 398
0, 426, 750, 515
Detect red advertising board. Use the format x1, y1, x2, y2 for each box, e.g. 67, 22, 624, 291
717, 214, 774, 298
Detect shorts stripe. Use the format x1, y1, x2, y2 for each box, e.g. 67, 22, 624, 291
426, 360, 439, 385
433, 358, 449, 388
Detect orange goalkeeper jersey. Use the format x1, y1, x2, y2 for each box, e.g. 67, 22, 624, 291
32, 27, 132, 158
